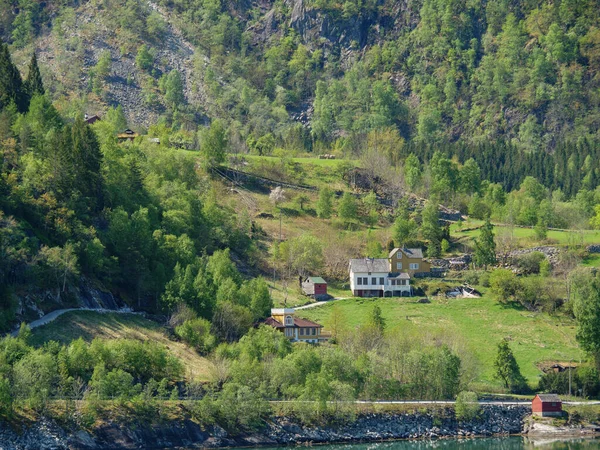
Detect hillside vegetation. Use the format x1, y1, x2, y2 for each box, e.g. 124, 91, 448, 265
300, 296, 582, 387
29, 311, 214, 381
3, 0, 600, 423
3, 0, 600, 171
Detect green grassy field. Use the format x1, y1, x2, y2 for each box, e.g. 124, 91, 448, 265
29, 311, 214, 381
451, 220, 600, 247
582, 254, 600, 267
297, 295, 583, 389
242, 154, 359, 168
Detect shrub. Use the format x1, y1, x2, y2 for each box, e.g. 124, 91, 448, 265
455, 391, 481, 421
175, 318, 216, 354
89, 364, 141, 401
515, 252, 546, 274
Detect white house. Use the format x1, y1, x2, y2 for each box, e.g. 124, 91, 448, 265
349, 257, 412, 297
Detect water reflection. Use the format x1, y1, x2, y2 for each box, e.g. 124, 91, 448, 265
247, 437, 600, 450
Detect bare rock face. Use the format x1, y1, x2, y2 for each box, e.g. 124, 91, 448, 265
32, 0, 205, 129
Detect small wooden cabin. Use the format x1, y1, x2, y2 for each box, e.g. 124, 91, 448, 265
84, 113, 101, 125
532, 394, 563, 417
117, 129, 139, 142
301, 276, 328, 298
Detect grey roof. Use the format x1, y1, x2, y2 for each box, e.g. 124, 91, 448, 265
536, 394, 561, 402
388, 272, 411, 279
349, 258, 390, 273
388, 248, 424, 259
306, 276, 327, 284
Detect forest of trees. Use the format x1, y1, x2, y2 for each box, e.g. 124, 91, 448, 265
1, 0, 600, 170
0, 40, 268, 333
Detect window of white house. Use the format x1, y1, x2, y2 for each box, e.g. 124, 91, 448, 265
363, 277, 368, 285
285, 315, 293, 326
380, 277, 384, 285
371, 277, 376, 285
397, 263, 402, 270
357, 278, 363, 285
409, 263, 419, 270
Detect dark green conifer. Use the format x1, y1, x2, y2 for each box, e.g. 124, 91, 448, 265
0, 41, 27, 112
25, 52, 44, 97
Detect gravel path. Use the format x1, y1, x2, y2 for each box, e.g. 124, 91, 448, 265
294, 298, 349, 310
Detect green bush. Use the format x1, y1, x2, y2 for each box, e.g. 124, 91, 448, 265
455, 391, 481, 421
89, 364, 141, 401
175, 318, 216, 354
515, 252, 546, 274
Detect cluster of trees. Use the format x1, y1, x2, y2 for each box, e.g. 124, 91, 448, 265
5, 0, 600, 168
163, 249, 273, 343
195, 308, 469, 426
392, 150, 600, 234
0, 44, 267, 332
0, 329, 183, 414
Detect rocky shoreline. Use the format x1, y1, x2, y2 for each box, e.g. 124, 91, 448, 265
0, 405, 597, 450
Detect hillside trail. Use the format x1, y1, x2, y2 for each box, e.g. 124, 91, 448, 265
10, 307, 138, 337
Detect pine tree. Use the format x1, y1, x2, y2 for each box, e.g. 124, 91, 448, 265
25, 52, 44, 97
338, 192, 358, 222
368, 305, 386, 334
421, 200, 441, 257
494, 339, 527, 393
473, 219, 496, 269
316, 187, 333, 219
0, 41, 27, 112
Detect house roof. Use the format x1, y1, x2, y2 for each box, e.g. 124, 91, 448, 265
264, 316, 323, 329
84, 114, 100, 124
388, 272, 411, 279
293, 317, 323, 328
349, 258, 389, 273
306, 276, 327, 284
389, 247, 424, 259
536, 394, 561, 402
264, 317, 284, 328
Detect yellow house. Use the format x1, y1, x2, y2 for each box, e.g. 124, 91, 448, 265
388, 248, 431, 276
265, 308, 330, 344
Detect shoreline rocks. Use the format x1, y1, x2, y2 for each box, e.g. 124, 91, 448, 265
0, 405, 535, 450
2, 405, 598, 449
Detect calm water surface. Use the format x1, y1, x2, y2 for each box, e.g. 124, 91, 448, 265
229, 437, 600, 450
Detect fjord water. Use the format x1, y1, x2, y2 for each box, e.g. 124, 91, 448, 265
250, 438, 600, 450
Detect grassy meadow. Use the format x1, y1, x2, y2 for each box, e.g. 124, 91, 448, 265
297, 295, 583, 390
451, 220, 600, 247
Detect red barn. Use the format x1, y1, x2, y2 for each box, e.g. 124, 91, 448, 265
301, 277, 328, 299
532, 394, 563, 417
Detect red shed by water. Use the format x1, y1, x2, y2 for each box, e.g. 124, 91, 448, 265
532, 394, 563, 417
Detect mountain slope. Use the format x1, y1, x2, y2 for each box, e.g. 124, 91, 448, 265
4, 0, 600, 153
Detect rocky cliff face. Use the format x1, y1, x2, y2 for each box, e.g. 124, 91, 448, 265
0, 406, 530, 450
12, 277, 124, 329
26, 0, 205, 129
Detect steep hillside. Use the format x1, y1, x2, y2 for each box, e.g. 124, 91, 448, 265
8, 0, 206, 128
4, 0, 600, 159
